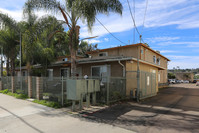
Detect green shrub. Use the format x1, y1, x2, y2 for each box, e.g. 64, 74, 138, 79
0, 89, 28, 99
15, 94, 28, 99
33, 100, 61, 109
0, 89, 9, 94
16, 89, 24, 94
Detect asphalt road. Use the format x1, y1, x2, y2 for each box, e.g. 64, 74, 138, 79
0, 94, 134, 133
83, 84, 199, 133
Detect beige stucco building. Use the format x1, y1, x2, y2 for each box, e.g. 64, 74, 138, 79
16, 43, 170, 99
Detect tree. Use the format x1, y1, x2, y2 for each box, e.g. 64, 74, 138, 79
21, 13, 65, 75
24, 0, 123, 77
168, 73, 175, 79
0, 12, 20, 76
78, 41, 98, 57
0, 30, 19, 76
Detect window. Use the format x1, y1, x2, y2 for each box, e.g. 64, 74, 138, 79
47, 69, 53, 80
62, 58, 68, 61
61, 68, 69, 78
157, 58, 160, 65
158, 74, 161, 82
141, 49, 144, 54
153, 56, 156, 64
99, 52, 108, 57
91, 65, 110, 82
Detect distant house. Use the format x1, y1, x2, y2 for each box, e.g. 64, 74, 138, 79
15, 43, 170, 98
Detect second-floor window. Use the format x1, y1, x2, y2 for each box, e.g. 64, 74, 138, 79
157, 58, 160, 65
99, 52, 108, 57
153, 56, 156, 64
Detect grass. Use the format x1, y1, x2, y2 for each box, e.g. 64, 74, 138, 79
0, 89, 28, 99
0, 89, 64, 109
33, 100, 61, 109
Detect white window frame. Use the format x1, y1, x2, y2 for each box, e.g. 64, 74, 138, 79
153, 56, 156, 64
91, 65, 111, 82
157, 57, 161, 65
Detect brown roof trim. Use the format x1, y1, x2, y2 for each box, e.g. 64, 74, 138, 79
87, 43, 170, 61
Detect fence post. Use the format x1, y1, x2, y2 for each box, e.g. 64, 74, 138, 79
36, 77, 43, 100
107, 77, 110, 105
92, 80, 96, 105
61, 76, 64, 106
0, 79, 2, 90
11, 76, 15, 93
28, 76, 32, 98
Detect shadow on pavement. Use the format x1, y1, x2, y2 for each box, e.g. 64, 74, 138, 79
0, 106, 44, 133
81, 87, 199, 132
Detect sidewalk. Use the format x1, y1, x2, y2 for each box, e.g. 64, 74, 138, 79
0, 94, 135, 133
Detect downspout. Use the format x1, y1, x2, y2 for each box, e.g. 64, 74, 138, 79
118, 60, 125, 77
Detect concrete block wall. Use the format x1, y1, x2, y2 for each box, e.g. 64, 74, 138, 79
0, 80, 2, 90
36, 77, 43, 100
28, 76, 32, 98
11, 77, 15, 93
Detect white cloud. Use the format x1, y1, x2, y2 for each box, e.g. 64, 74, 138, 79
156, 41, 199, 47
85, 39, 101, 44
0, 8, 23, 22
104, 38, 109, 42
147, 36, 180, 43
1, 0, 199, 42
159, 50, 178, 54
168, 55, 199, 69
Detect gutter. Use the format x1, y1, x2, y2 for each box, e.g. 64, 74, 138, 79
118, 60, 125, 77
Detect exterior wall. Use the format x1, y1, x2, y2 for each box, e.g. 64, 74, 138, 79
89, 45, 168, 86
159, 70, 168, 84
80, 61, 124, 77
141, 46, 167, 68
90, 47, 138, 58
125, 61, 159, 97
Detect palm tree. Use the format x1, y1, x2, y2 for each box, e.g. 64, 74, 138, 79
0, 12, 20, 76
24, 0, 123, 77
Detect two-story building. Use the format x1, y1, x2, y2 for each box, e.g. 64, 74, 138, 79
16, 43, 170, 99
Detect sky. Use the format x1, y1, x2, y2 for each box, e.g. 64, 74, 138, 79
0, 0, 199, 69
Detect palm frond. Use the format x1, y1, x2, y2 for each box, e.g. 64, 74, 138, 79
0, 12, 20, 33
71, 0, 123, 32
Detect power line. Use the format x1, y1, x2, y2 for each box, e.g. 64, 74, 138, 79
127, 0, 145, 44
141, 0, 149, 35
127, 0, 141, 35
133, 0, 135, 44
95, 17, 128, 45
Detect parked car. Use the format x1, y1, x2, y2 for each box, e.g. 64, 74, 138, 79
196, 81, 199, 86
183, 80, 189, 83
169, 79, 176, 84
176, 80, 181, 84
193, 80, 197, 83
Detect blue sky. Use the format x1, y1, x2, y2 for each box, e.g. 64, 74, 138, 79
0, 0, 199, 69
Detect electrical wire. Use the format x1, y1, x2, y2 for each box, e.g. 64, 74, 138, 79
133, 0, 135, 44
141, 0, 149, 35
127, 0, 146, 44
95, 17, 128, 45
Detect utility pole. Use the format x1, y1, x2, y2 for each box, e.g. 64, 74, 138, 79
1, 47, 3, 78
137, 35, 142, 102
20, 32, 22, 90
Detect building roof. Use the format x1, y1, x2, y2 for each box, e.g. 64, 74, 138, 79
87, 43, 170, 61
16, 56, 165, 71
